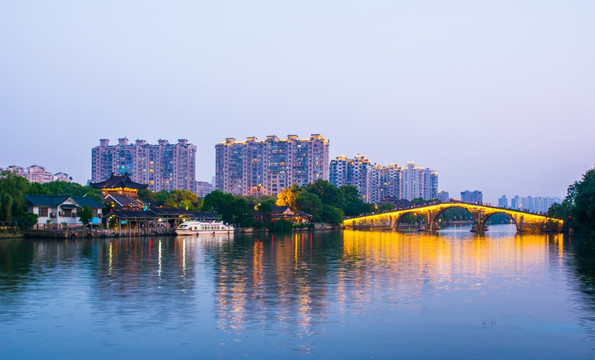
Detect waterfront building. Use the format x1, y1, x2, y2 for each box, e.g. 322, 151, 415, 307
25, 195, 104, 228
437, 191, 450, 203
401, 162, 438, 201
461, 190, 483, 204
498, 195, 508, 208
329, 155, 373, 202
215, 134, 329, 196
91, 138, 196, 193
90, 173, 148, 210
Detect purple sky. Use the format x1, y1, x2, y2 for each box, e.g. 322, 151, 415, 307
1, 1, 594, 204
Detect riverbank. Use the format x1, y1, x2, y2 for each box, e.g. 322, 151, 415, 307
22, 222, 342, 239
0, 229, 25, 238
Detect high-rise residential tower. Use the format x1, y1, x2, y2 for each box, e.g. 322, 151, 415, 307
368, 163, 402, 204
401, 162, 438, 201
91, 138, 196, 193
329, 155, 373, 202
215, 134, 329, 196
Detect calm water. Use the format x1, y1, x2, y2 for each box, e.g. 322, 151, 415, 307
0, 225, 593, 359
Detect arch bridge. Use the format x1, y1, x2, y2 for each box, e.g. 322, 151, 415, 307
342, 201, 564, 234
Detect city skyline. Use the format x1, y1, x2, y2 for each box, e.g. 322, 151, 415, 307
1, 2, 594, 204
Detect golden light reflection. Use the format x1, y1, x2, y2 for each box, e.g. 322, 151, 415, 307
342, 230, 565, 295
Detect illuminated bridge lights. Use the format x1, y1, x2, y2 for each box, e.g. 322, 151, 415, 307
342, 201, 564, 234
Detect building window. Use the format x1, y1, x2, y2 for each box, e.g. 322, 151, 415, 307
39, 207, 49, 217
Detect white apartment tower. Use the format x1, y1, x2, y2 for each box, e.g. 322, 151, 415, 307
401, 162, 438, 201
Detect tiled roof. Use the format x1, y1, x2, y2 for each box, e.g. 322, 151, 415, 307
108, 210, 156, 220
72, 197, 104, 208
105, 194, 144, 208
89, 173, 148, 190
25, 195, 103, 208
26, 195, 69, 206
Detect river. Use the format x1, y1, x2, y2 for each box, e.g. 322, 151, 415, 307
0, 224, 593, 359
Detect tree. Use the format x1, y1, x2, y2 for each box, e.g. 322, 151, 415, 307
33, 181, 102, 201
378, 203, 394, 212
138, 189, 159, 204
340, 185, 373, 217
276, 184, 302, 211
78, 206, 94, 226
320, 204, 343, 224
307, 179, 344, 208
572, 169, 595, 231
270, 219, 293, 233
295, 191, 323, 221
255, 199, 275, 227
0, 171, 30, 224
550, 168, 595, 233
203, 190, 239, 224
163, 190, 199, 210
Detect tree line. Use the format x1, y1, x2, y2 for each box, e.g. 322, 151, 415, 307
0, 171, 103, 227
547, 168, 595, 234
138, 179, 375, 229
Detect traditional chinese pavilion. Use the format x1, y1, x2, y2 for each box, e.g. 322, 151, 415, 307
90, 173, 148, 210
90, 173, 148, 197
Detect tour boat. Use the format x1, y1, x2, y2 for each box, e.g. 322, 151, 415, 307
175, 221, 234, 235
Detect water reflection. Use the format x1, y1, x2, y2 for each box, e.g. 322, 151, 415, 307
0, 227, 593, 358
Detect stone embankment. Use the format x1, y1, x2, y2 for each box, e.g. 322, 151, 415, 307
25, 228, 175, 239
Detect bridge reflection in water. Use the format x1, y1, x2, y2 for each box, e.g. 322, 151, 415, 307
1, 228, 592, 358
343, 201, 564, 233
212, 227, 567, 338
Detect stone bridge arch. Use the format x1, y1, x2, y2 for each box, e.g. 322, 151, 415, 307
482, 211, 519, 232
424, 205, 473, 231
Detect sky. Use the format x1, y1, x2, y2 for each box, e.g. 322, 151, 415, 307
1, 1, 594, 204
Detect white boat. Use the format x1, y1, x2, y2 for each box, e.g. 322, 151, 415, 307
175, 221, 234, 235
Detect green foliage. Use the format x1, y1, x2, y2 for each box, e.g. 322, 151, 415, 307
320, 204, 343, 224
138, 189, 159, 204
307, 180, 344, 208
78, 206, 94, 226
270, 219, 293, 233
257, 199, 275, 212
572, 169, 595, 231
550, 168, 595, 233
203, 190, 252, 225
437, 207, 474, 221
485, 213, 513, 225
378, 203, 394, 212
547, 201, 573, 223
30, 181, 102, 202
340, 185, 373, 217
295, 191, 323, 220
163, 190, 199, 210
0, 171, 30, 224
